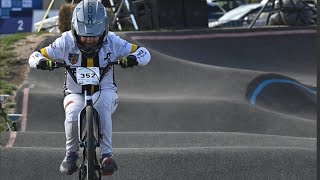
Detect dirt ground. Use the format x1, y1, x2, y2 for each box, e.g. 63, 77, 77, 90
3, 33, 59, 113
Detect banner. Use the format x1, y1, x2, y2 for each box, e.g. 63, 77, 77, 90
0, 0, 42, 34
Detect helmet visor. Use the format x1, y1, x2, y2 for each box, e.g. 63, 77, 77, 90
76, 21, 105, 36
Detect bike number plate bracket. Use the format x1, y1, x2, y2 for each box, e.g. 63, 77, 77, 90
76, 67, 100, 85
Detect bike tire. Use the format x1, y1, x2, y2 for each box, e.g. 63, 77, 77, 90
86, 106, 96, 180
79, 165, 86, 180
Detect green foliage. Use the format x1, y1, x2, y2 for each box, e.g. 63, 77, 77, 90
0, 116, 13, 132
0, 49, 12, 59
0, 81, 16, 95
0, 105, 12, 132
7, 103, 15, 109
0, 63, 16, 95
0, 32, 31, 132
0, 33, 29, 61
245, 0, 261, 3
0, 33, 29, 95
0, 33, 29, 48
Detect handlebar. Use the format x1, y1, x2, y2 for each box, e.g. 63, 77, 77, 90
53, 60, 119, 70
52, 60, 120, 83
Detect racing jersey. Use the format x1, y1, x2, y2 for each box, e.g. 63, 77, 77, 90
39, 31, 135, 94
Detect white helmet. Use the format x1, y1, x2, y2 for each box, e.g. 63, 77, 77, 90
71, 0, 109, 57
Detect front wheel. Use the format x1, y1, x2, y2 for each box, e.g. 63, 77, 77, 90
86, 106, 97, 180
79, 165, 86, 180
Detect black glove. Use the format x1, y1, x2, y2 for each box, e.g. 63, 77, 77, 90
119, 55, 138, 68
36, 58, 54, 71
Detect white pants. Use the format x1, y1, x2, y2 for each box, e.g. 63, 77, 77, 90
63, 89, 118, 155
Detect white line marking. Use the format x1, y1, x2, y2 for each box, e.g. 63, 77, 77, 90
5, 131, 17, 148
131, 29, 316, 40
5, 88, 29, 147
21, 88, 29, 132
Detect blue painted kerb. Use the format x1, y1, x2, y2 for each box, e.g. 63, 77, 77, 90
250, 79, 317, 105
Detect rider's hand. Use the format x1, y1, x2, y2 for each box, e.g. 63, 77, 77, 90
118, 55, 138, 68
36, 58, 54, 71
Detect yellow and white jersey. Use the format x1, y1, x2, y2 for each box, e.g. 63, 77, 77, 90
29, 30, 151, 94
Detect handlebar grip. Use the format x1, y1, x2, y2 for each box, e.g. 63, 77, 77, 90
53, 61, 68, 68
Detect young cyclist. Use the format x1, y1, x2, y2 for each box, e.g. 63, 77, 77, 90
28, 0, 151, 176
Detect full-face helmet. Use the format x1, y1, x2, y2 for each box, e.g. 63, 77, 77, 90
71, 0, 108, 57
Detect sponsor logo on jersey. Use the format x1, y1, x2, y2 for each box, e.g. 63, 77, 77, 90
51, 41, 57, 49
137, 50, 146, 57
68, 53, 79, 64
104, 52, 111, 62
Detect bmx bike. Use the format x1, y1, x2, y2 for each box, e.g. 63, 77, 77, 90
54, 60, 118, 180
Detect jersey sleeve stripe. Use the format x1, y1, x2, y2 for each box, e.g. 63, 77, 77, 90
130, 44, 138, 53
40, 48, 51, 59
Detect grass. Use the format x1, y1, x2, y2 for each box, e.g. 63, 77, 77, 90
0, 33, 30, 95
0, 32, 30, 132
1, 33, 30, 48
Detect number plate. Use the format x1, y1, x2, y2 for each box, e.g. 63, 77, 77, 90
76, 67, 100, 85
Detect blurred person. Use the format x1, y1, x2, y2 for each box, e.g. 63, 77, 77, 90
28, 0, 151, 176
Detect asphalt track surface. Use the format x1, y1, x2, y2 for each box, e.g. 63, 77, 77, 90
0, 26, 316, 180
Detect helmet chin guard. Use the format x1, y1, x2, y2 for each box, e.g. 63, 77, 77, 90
77, 42, 103, 58
74, 32, 105, 58
71, 0, 109, 57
